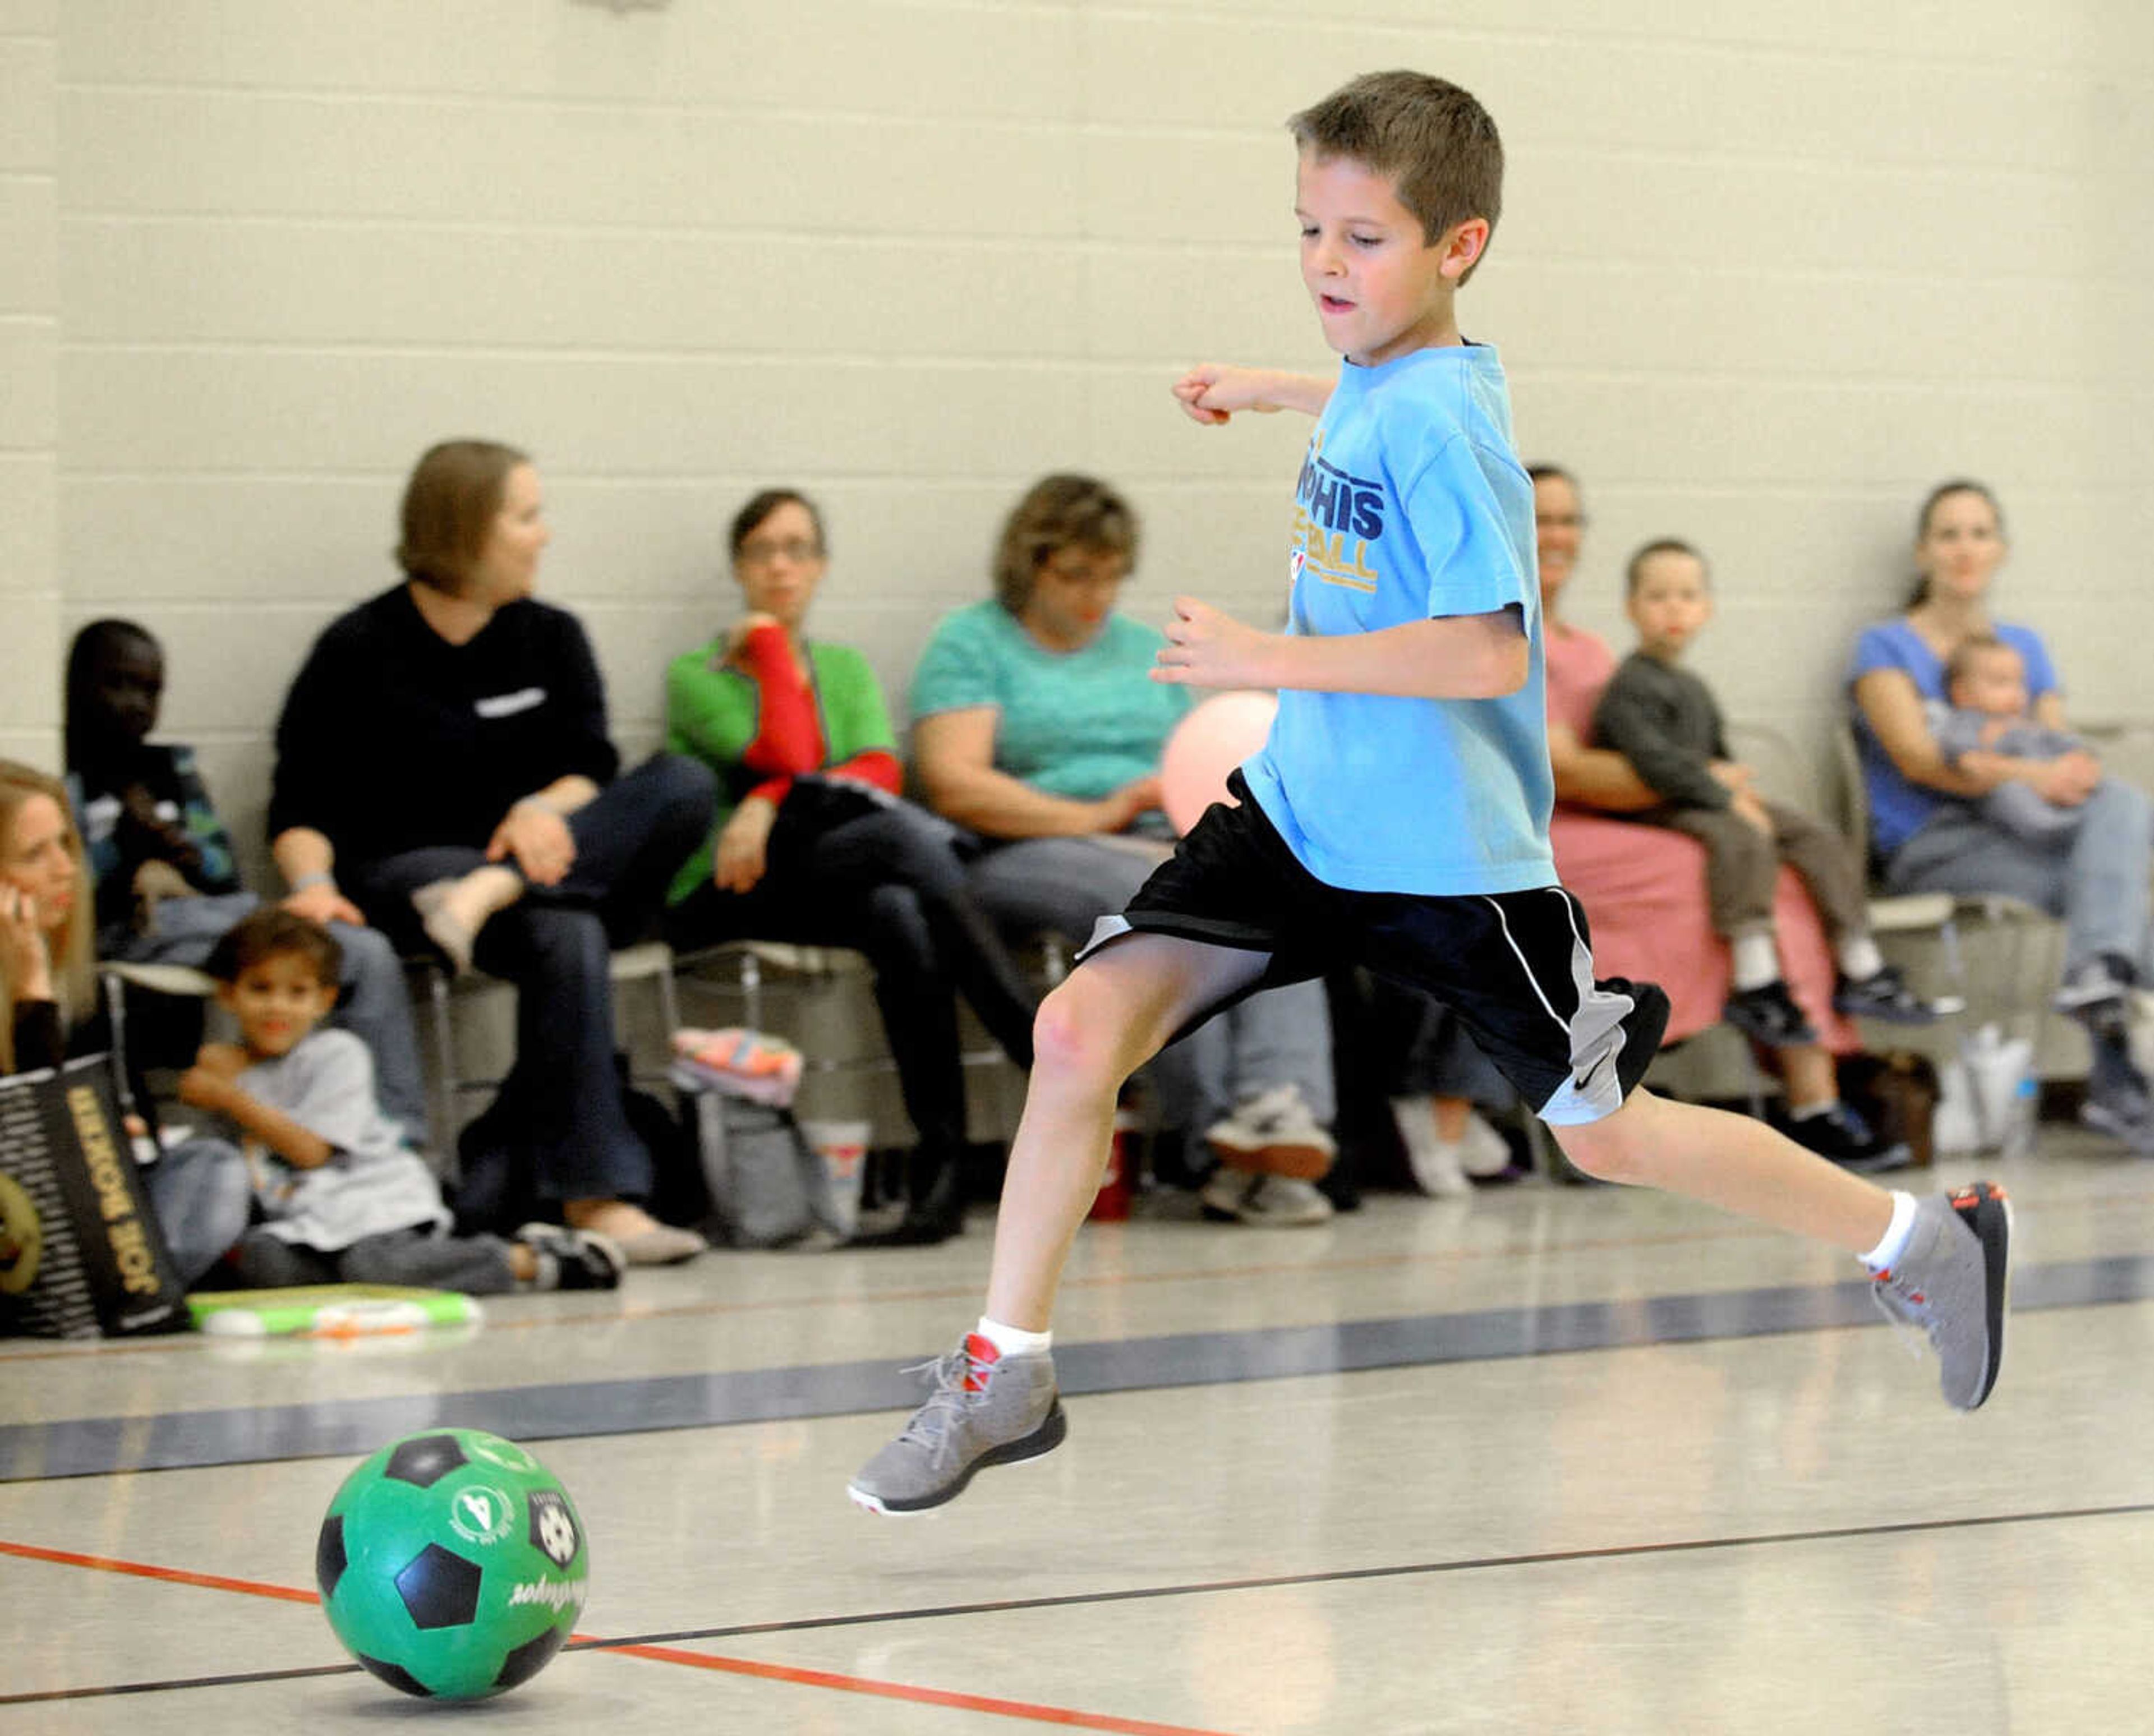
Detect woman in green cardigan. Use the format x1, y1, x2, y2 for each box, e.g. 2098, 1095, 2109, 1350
664, 490, 1039, 1245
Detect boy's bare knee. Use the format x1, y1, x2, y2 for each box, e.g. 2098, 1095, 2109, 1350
1030, 977, 1125, 1086
1554, 1094, 1659, 1185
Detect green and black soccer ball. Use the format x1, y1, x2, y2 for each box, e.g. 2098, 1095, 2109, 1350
315, 1426, 589, 1700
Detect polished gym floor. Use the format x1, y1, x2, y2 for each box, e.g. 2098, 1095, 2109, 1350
6, 1121, 2153, 1735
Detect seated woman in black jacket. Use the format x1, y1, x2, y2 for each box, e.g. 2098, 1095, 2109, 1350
267, 440, 716, 1264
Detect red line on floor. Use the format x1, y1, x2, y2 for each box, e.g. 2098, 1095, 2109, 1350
607, 1640, 1237, 1735
0, 1536, 1241, 1734
0, 1537, 319, 1604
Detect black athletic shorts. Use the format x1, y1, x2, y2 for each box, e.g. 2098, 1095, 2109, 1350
1079, 772, 1668, 1125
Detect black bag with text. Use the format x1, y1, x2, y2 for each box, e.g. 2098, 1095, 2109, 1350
0, 1055, 189, 1339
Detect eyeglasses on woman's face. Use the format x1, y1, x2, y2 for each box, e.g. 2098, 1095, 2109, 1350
737, 537, 823, 570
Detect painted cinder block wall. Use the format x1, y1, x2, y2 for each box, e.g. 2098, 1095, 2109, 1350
7, 2, 2148, 885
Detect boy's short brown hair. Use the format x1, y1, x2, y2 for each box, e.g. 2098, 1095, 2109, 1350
206, 908, 343, 989
1288, 71, 1504, 277
1624, 537, 1707, 596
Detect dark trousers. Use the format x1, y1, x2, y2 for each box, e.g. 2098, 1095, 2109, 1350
666, 799, 1038, 1164
347, 754, 716, 1214
233, 1224, 517, 1294
1661, 798, 1869, 942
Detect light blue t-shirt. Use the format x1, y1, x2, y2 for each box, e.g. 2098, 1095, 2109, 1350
1847, 617, 2060, 857
908, 601, 1191, 801
1239, 344, 1555, 895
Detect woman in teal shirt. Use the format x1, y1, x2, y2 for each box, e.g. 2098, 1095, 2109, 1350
910, 475, 1340, 1225
664, 490, 1039, 1245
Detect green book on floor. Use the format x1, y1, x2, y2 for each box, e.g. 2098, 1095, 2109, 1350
187, 1284, 484, 1339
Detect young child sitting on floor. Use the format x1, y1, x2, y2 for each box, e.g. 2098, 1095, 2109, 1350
168, 907, 622, 1295
1930, 634, 2092, 844
1590, 538, 1944, 1047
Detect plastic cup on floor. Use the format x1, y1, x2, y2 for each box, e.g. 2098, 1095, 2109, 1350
800, 1119, 872, 1240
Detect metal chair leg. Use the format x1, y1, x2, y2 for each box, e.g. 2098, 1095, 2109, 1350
424, 963, 458, 1160
656, 960, 682, 1044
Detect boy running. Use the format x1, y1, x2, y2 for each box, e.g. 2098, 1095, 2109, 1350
848, 70, 2008, 1517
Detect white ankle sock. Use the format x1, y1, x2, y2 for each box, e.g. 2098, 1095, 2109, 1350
1860, 1191, 1919, 1272
1732, 930, 1780, 991
1838, 935, 1885, 982
1789, 1099, 1838, 1122
976, 1316, 1052, 1356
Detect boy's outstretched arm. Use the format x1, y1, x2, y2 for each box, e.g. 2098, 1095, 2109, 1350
1155, 597, 1527, 699
1172, 365, 1333, 425
180, 1048, 334, 1170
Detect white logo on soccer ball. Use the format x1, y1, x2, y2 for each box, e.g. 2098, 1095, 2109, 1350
448, 1483, 516, 1545
536, 1502, 576, 1566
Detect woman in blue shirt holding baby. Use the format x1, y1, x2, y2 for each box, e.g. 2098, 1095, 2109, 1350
1849, 478, 2154, 1148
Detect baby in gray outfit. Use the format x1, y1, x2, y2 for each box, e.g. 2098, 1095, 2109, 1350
1929, 635, 2087, 843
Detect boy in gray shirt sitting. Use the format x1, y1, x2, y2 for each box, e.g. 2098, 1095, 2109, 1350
1591, 540, 1944, 1051
168, 908, 623, 1293
1930, 634, 2088, 844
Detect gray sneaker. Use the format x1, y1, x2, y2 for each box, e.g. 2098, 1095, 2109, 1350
1870, 1182, 2012, 1410
848, 1333, 1067, 1515
2081, 1081, 2154, 1153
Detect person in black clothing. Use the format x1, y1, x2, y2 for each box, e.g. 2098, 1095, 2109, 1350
268, 440, 716, 1265
661, 489, 1042, 1246
63, 618, 431, 1140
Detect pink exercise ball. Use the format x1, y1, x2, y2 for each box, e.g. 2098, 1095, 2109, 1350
1159, 689, 1278, 836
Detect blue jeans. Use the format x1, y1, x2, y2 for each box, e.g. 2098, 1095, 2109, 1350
142, 1136, 251, 1288
345, 754, 717, 1217
1886, 775, 2154, 981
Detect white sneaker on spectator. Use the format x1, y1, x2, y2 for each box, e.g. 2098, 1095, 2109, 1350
1459, 1110, 1515, 1178
1200, 1168, 1334, 1226
1203, 1084, 1336, 1181
1389, 1097, 1471, 1198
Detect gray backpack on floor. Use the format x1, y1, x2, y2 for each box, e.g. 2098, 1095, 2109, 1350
678, 1079, 836, 1249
